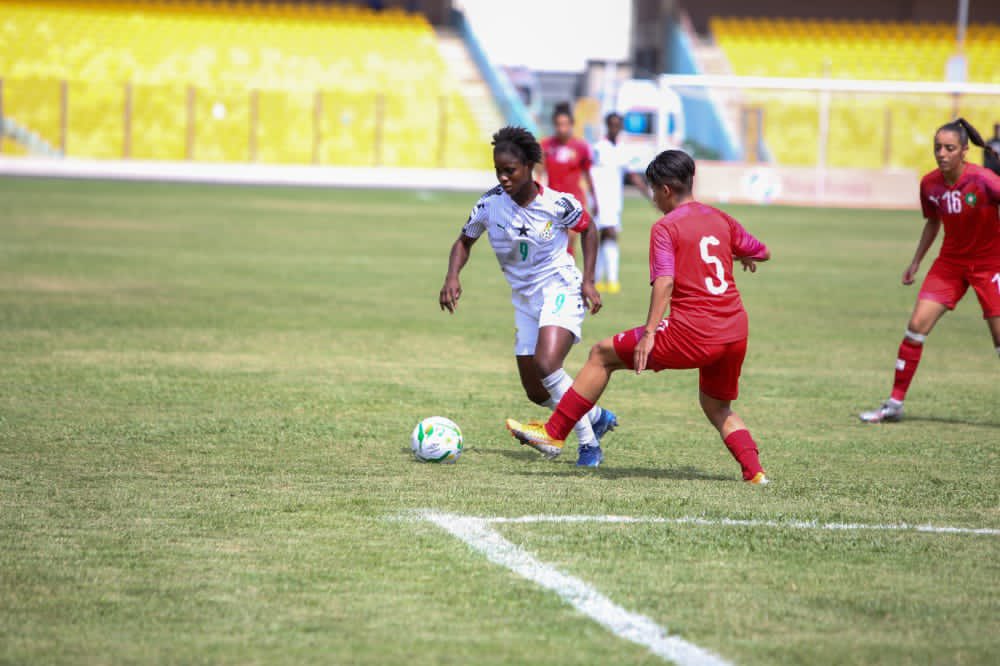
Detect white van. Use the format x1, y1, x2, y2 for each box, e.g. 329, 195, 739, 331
611, 78, 686, 173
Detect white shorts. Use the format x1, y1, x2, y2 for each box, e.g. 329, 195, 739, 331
595, 209, 622, 231
512, 273, 586, 356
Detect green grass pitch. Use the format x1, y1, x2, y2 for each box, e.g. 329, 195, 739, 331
1, 176, 997, 664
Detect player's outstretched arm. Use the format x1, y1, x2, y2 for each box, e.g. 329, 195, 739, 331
634, 276, 674, 373
579, 222, 602, 314
627, 173, 653, 202
902, 218, 941, 285
440, 235, 477, 313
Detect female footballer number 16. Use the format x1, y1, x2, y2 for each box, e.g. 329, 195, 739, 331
860, 118, 1000, 423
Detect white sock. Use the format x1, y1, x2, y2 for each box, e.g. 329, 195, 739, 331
604, 238, 620, 284
996, 346, 1000, 358
595, 241, 607, 283
541, 368, 600, 447
540, 368, 603, 424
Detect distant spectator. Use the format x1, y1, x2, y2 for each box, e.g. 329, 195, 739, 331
986, 123, 1000, 176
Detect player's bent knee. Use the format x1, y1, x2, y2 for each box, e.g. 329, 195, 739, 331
588, 338, 616, 364
908, 300, 949, 337
532, 354, 562, 378
699, 392, 732, 424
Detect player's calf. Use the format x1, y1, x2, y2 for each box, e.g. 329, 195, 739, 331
890, 329, 926, 403
987, 316, 1000, 357
700, 393, 767, 483
723, 429, 767, 483
860, 328, 926, 423
524, 386, 552, 407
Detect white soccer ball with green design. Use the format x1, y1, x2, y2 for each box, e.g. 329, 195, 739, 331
411, 416, 463, 463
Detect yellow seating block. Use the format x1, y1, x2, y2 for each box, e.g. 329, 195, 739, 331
0, 0, 490, 168
710, 17, 998, 170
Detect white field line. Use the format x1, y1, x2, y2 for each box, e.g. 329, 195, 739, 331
421, 510, 731, 666
485, 514, 1000, 536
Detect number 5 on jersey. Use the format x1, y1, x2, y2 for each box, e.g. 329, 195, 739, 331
700, 235, 729, 295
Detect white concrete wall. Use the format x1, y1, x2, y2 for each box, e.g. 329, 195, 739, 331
0, 156, 920, 210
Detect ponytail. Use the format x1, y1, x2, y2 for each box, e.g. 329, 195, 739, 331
957, 118, 1000, 162
940, 117, 1000, 161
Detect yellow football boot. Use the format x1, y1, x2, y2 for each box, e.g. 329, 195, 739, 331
505, 418, 564, 459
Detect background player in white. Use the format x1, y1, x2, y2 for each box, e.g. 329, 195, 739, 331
591, 112, 652, 294
439, 127, 618, 466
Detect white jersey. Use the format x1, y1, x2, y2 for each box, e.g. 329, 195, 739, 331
462, 183, 588, 297
591, 137, 632, 216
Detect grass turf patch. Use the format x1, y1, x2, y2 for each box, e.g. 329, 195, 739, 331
1, 176, 997, 664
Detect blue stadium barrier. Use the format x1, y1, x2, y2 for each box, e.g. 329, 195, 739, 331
0, 117, 63, 157
665, 23, 747, 162
451, 9, 539, 136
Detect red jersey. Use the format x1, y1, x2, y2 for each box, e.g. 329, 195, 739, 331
541, 136, 592, 201
648, 202, 768, 344
919, 163, 1000, 261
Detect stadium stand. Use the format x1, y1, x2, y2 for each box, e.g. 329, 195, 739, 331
0, 0, 491, 168
710, 18, 1000, 170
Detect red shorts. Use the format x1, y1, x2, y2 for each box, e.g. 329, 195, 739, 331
612, 320, 748, 401
919, 257, 1000, 318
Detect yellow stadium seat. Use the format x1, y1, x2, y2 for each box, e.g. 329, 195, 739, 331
0, 0, 491, 168
712, 17, 998, 170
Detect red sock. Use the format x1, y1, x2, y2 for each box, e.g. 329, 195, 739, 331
890, 338, 923, 402
724, 429, 764, 481
545, 388, 594, 440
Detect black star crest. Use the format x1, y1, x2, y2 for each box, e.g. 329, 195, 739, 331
515, 224, 530, 237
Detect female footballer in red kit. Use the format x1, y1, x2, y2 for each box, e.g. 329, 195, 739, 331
860, 118, 1000, 423
506, 150, 771, 482
541, 103, 598, 255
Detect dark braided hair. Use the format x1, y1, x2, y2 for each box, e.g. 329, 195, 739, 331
552, 101, 574, 124
492, 126, 542, 165
937, 117, 1000, 161
645, 150, 695, 196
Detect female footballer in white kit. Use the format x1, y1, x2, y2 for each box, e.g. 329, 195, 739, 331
439, 126, 618, 466
591, 112, 652, 293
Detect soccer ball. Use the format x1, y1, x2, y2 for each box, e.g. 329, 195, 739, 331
411, 416, 463, 463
